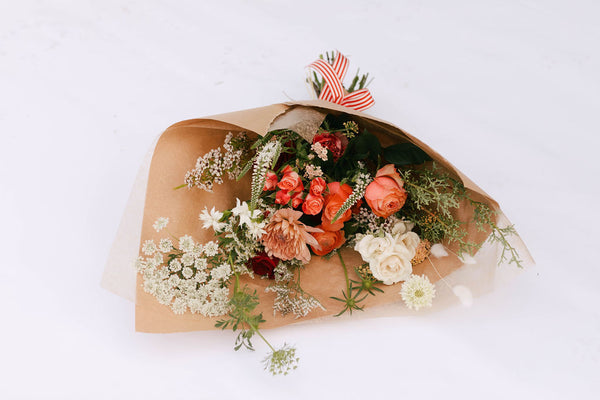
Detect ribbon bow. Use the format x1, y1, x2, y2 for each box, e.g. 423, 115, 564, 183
308, 51, 375, 111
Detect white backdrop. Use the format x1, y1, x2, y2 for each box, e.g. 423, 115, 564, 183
1, 1, 599, 399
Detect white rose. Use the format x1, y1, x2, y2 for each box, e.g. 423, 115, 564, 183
354, 234, 394, 263
369, 244, 413, 285
395, 232, 420, 257
391, 220, 415, 236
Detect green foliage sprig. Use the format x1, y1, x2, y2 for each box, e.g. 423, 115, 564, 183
307, 51, 373, 98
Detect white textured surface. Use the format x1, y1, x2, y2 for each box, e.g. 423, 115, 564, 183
1, 1, 599, 398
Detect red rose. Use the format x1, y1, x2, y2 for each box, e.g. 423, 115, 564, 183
321, 182, 353, 231
302, 193, 324, 215
313, 132, 348, 161
277, 166, 302, 192
309, 177, 327, 196
263, 171, 278, 191
248, 252, 279, 279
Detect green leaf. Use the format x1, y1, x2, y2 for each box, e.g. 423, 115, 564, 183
383, 142, 431, 166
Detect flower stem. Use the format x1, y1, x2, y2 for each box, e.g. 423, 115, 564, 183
254, 329, 275, 352
337, 251, 351, 294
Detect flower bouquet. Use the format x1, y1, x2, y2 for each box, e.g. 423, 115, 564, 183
103, 52, 532, 375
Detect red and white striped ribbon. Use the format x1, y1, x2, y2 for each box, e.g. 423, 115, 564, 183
308, 51, 374, 111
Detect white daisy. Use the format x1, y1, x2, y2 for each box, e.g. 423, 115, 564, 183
199, 207, 226, 231
400, 274, 436, 311
231, 199, 261, 227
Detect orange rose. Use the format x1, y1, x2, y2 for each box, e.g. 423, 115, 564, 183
277, 166, 302, 192
302, 193, 324, 215
310, 225, 345, 256
309, 177, 327, 196
364, 164, 407, 218
321, 182, 353, 231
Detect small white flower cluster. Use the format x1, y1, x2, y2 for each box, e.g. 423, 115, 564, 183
136, 219, 233, 317
400, 274, 436, 310
152, 217, 169, 232
222, 132, 246, 180
310, 142, 328, 161
353, 207, 414, 236
266, 283, 325, 318
262, 344, 299, 376
251, 141, 281, 208
185, 132, 247, 192
354, 220, 420, 285
199, 201, 265, 272
303, 164, 323, 179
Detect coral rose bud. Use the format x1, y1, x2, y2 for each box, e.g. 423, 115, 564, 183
309, 177, 327, 196
263, 171, 278, 191
310, 225, 345, 256
302, 193, 324, 215
277, 166, 302, 192
275, 190, 292, 205
364, 164, 407, 218
291, 191, 304, 208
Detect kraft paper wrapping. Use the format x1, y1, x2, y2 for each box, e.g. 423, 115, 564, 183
106, 100, 532, 332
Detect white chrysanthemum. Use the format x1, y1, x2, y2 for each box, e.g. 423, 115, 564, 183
179, 235, 194, 253
159, 238, 173, 253
169, 259, 182, 272
142, 240, 157, 256
152, 217, 169, 232
182, 266, 194, 279
199, 207, 226, 231
203, 241, 219, 257
400, 274, 436, 311
181, 253, 195, 267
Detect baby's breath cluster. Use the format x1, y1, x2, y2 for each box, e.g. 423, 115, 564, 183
184, 132, 250, 192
